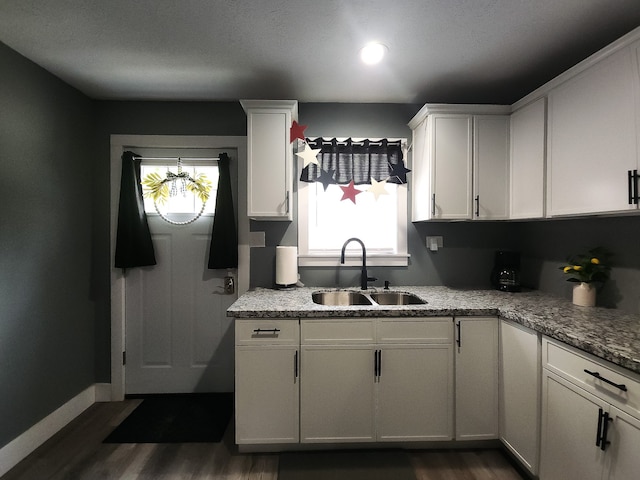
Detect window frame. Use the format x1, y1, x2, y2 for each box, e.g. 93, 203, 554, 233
297, 137, 409, 267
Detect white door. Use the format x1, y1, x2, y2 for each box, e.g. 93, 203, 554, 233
300, 345, 376, 443
455, 317, 499, 440
377, 344, 453, 441
605, 406, 640, 480
124, 148, 238, 394
540, 371, 605, 480
431, 114, 473, 220
235, 345, 299, 444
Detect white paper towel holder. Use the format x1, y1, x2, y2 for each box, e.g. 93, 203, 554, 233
275, 245, 299, 289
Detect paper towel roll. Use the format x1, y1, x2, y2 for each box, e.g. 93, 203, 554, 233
276, 246, 298, 286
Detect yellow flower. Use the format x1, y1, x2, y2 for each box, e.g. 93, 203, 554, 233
591, 258, 600, 265
573, 265, 583, 271
563, 266, 572, 273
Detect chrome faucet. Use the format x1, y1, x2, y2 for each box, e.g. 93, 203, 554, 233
340, 237, 377, 290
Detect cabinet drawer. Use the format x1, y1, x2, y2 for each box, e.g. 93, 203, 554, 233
301, 319, 375, 344
235, 319, 299, 345
377, 317, 453, 344
543, 337, 640, 417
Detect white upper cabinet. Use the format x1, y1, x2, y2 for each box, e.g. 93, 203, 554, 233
241, 100, 297, 221
509, 98, 546, 219
409, 105, 510, 221
473, 115, 510, 220
546, 40, 640, 216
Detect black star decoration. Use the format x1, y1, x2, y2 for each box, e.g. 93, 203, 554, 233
317, 168, 336, 191
389, 161, 411, 184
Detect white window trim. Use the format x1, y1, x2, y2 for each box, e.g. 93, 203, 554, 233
298, 137, 409, 267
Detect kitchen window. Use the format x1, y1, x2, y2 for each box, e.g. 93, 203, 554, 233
298, 138, 408, 267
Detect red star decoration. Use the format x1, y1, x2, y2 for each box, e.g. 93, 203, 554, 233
340, 180, 363, 204
290, 120, 307, 143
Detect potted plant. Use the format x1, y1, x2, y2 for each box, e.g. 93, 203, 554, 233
560, 247, 611, 306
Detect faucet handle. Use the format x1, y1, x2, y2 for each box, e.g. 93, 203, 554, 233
384, 280, 390, 290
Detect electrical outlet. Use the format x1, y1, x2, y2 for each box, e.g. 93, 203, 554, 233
426, 236, 443, 252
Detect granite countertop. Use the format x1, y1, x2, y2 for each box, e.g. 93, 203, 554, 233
227, 286, 640, 376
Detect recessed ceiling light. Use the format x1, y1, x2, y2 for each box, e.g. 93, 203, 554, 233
360, 42, 387, 65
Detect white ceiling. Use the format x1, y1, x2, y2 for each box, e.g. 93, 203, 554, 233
1, 0, 639, 104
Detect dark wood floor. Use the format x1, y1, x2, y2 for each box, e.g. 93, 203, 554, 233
2, 399, 526, 480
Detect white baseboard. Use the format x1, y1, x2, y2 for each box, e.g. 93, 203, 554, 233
94, 383, 112, 402
0, 383, 111, 477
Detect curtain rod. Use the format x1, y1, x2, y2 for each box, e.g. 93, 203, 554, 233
133, 156, 220, 161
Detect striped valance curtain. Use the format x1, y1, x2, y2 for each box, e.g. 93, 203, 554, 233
299, 138, 404, 185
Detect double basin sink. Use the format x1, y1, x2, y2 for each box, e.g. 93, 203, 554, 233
312, 290, 427, 306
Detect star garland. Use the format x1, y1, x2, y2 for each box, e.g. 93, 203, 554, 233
292, 123, 411, 205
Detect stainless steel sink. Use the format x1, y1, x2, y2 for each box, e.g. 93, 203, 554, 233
312, 290, 373, 306
369, 292, 427, 305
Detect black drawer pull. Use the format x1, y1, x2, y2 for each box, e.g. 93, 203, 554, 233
584, 369, 627, 392
252, 328, 281, 334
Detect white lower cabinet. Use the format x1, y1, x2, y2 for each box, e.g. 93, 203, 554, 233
235, 319, 299, 444
455, 317, 499, 440
499, 319, 540, 475
300, 344, 376, 442
540, 337, 640, 479
300, 317, 454, 443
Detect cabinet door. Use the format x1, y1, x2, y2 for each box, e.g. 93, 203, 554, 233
605, 407, 640, 480
540, 371, 605, 480
411, 118, 431, 221
300, 345, 376, 443
235, 345, 299, 444
473, 115, 510, 220
243, 100, 296, 220
377, 344, 454, 441
510, 98, 546, 219
547, 46, 638, 216
431, 114, 473, 219
455, 317, 499, 440
500, 320, 540, 474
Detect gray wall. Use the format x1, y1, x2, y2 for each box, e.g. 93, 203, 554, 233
0, 42, 95, 448
516, 217, 640, 313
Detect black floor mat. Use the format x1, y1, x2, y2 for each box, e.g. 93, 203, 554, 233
278, 450, 417, 480
103, 393, 232, 443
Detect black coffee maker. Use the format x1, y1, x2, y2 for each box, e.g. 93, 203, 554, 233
491, 251, 521, 292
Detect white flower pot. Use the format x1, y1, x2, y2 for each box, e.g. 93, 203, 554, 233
573, 282, 596, 307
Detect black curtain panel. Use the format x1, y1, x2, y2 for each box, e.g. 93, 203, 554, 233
300, 138, 404, 185
208, 152, 238, 269
114, 151, 157, 269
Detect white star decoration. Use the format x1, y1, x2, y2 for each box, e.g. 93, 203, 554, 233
367, 177, 389, 200
295, 143, 321, 167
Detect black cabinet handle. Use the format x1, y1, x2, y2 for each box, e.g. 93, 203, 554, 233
628, 170, 639, 205
596, 408, 612, 451
475, 195, 480, 217
456, 321, 461, 347
252, 328, 281, 334
431, 193, 436, 217
584, 369, 627, 391
378, 350, 382, 377
294, 350, 298, 379
374, 350, 379, 377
